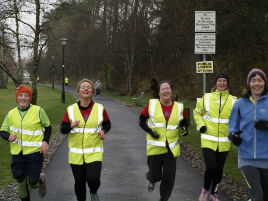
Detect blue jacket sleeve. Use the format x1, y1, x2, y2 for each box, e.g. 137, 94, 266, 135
228, 101, 241, 136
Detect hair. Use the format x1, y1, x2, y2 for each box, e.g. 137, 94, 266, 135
151, 78, 159, 98
76, 79, 95, 94
158, 80, 173, 92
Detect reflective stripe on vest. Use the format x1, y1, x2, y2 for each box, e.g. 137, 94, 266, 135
10, 126, 44, 136
149, 99, 165, 128
69, 147, 103, 154
68, 104, 103, 133
147, 140, 166, 147
201, 134, 229, 142
146, 139, 179, 149
149, 99, 183, 129
202, 115, 229, 124
12, 139, 42, 147
203, 93, 236, 124
169, 140, 179, 149
71, 128, 99, 133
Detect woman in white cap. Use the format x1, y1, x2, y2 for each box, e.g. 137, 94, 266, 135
193, 73, 237, 201
229, 68, 268, 201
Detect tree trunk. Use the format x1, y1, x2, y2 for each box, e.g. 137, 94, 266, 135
0, 27, 7, 89
13, 0, 23, 84
126, 0, 138, 95
31, 0, 41, 105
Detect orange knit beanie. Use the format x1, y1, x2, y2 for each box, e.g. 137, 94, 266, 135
15, 85, 32, 103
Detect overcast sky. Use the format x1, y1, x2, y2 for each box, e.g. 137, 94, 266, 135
5, 0, 57, 59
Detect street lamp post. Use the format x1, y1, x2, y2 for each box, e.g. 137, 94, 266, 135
51, 56, 55, 89
60, 38, 67, 103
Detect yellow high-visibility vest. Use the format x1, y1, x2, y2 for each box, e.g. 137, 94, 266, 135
193, 90, 237, 151
9, 105, 44, 155
67, 103, 104, 165
65, 77, 69, 83
147, 99, 184, 157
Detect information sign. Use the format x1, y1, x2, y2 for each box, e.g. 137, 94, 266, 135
196, 61, 213, 73
195, 11, 216, 32
195, 33, 215, 54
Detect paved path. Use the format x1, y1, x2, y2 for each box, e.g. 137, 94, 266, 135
31, 85, 231, 201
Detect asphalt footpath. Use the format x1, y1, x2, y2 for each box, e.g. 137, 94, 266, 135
31, 85, 231, 201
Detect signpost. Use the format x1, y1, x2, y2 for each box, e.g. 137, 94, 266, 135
195, 11, 216, 94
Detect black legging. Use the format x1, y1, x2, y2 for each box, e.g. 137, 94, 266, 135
202, 148, 228, 195
147, 150, 177, 201
240, 166, 268, 201
71, 161, 102, 201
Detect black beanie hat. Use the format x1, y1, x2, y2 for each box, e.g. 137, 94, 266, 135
215, 72, 229, 84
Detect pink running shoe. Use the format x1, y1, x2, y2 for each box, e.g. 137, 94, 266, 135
210, 193, 220, 201
199, 188, 209, 201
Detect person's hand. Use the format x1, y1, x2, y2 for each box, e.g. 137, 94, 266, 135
71, 120, 80, 128
228, 131, 242, 146
255, 120, 268, 130
40, 141, 49, 156
181, 127, 188, 136
200, 126, 207, 133
8, 134, 17, 142
150, 131, 159, 139
97, 130, 106, 140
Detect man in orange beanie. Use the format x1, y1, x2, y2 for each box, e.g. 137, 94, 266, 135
0, 85, 51, 201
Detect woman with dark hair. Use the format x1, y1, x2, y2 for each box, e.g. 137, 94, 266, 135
193, 73, 237, 201
139, 80, 188, 201
229, 68, 268, 201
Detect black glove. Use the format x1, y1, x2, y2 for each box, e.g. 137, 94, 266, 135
255, 120, 268, 130
228, 131, 242, 146
200, 126, 207, 133
181, 126, 188, 136
150, 131, 159, 139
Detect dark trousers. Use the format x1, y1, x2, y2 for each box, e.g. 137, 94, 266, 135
147, 150, 177, 201
202, 148, 228, 195
71, 161, 102, 201
240, 166, 268, 201
95, 89, 100, 96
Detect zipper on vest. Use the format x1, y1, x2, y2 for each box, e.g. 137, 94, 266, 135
82, 124, 86, 163
20, 119, 23, 154
254, 103, 256, 159
18, 107, 29, 154
217, 93, 222, 147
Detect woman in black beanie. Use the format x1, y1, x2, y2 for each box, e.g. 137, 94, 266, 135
193, 73, 237, 201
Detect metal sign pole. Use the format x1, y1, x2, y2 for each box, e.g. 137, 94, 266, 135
203, 54, 206, 94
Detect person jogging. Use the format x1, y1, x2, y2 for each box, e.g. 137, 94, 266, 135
65, 77, 69, 86
0, 85, 51, 201
94, 80, 102, 96
229, 68, 268, 201
139, 80, 188, 201
60, 79, 111, 201
193, 73, 237, 201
